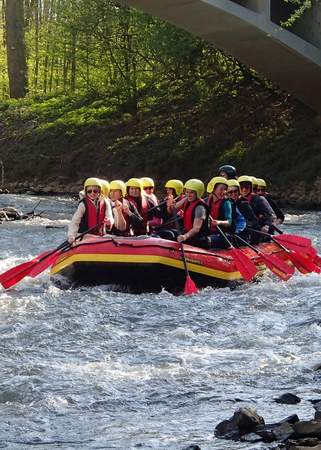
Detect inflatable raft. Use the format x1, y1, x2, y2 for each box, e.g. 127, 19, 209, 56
50, 234, 288, 293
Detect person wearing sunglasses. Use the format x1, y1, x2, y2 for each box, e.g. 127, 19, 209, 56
226, 180, 248, 240
256, 178, 285, 224
68, 177, 114, 244
238, 175, 275, 238
141, 177, 159, 206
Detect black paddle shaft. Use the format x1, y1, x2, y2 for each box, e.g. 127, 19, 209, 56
37, 221, 106, 265
247, 227, 289, 252
147, 195, 180, 215
272, 224, 283, 234
216, 225, 233, 249
233, 233, 261, 254
172, 207, 190, 277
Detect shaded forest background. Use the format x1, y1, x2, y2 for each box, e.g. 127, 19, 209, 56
0, 0, 321, 207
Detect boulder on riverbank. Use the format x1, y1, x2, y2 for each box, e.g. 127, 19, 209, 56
215, 407, 321, 448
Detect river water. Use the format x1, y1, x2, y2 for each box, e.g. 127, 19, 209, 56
0, 194, 321, 450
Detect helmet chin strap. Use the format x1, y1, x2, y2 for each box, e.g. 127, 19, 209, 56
212, 191, 220, 201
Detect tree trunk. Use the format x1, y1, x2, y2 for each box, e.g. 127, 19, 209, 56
5, 0, 27, 98
70, 30, 76, 92
33, 0, 39, 92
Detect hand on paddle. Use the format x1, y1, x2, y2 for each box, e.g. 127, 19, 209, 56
177, 234, 187, 243
68, 236, 76, 245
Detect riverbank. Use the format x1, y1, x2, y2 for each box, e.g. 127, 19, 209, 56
1, 79, 321, 208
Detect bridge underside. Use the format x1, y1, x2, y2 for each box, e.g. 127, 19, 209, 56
121, 0, 321, 113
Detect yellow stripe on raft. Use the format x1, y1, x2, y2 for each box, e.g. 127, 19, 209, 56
51, 253, 243, 281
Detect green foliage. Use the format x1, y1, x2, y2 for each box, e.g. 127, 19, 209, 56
281, 0, 313, 27
0, 0, 255, 110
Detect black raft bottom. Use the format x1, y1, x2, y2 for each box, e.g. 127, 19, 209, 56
52, 261, 237, 294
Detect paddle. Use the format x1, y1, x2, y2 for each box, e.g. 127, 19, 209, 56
0, 250, 54, 284
248, 227, 317, 255
271, 226, 321, 271
147, 195, 180, 215
215, 226, 258, 281
0, 222, 103, 289
272, 224, 313, 248
246, 228, 320, 274
173, 207, 198, 295
313, 254, 321, 269
233, 234, 294, 281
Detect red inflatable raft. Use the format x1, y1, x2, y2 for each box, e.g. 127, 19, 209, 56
50, 234, 288, 293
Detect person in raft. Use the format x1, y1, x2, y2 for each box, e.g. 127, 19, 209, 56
100, 179, 110, 200
151, 179, 185, 240
125, 178, 155, 235
141, 177, 159, 206
68, 177, 116, 244
205, 176, 236, 248
218, 164, 237, 180
141, 177, 162, 229
238, 175, 275, 237
109, 180, 144, 236
169, 179, 210, 249
155, 179, 185, 225
256, 178, 285, 224
225, 179, 247, 240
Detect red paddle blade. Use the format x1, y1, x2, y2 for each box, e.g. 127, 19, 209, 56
0, 250, 52, 284
1, 264, 35, 289
0, 260, 34, 284
274, 236, 317, 255
261, 253, 294, 281
274, 234, 312, 249
184, 275, 198, 295
287, 251, 317, 274
313, 254, 321, 269
230, 248, 258, 281
29, 251, 63, 278
289, 252, 311, 274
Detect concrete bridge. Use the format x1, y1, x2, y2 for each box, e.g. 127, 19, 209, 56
120, 0, 321, 113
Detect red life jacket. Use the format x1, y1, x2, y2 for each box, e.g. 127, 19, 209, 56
208, 197, 224, 233
126, 195, 148, 234
183, 199, 209, 235
79, 197, 106, 235
111, 198, 131, 236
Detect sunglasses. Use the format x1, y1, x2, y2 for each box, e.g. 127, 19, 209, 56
227, 189, 239, 194
257, 188, 266, 192
87, 189, 99, 194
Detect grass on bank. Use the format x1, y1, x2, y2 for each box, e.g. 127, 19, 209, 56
0, 86, 320, 198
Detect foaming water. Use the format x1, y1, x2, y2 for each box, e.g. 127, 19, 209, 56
1, 195, 321, 449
